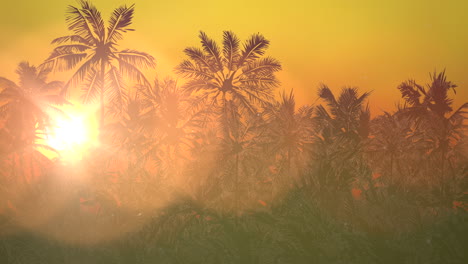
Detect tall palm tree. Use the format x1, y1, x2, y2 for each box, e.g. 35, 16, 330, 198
41, 0, 155, 128
397, 71, 467, 201
175, 31, 281, 138
367, 111, 424, 189
136, 77, 195, 182
176, 31, 281, 215
0, 62, 67, 152
219, 102, 265, 213
263, 90, 314, 185
106, 77, 196, 184
312, 85, 371, 190
315, 85, 371, 141
0, 62, 65, 184
105, 96, 152, 170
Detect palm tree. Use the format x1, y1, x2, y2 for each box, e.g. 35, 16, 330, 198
367, 111, 425, 189
135, 77, 195, 183
315, 85, 371, 141
175, 31, 281, 215
106, 77, 196, 185
186, 102, 264, 213
263, 90, 314, 186
311, 85, 371, 190
41, 0, 155, 128
219, 102, 265, 213
0, 62, 65, 184
175, 31, 281, 138
105, 96, 152, 170
397, 71, 467, 202
0, 62, 67, 153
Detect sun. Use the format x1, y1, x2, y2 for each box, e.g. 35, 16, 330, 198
43, 104, 99, 160
47, 115, 89, 150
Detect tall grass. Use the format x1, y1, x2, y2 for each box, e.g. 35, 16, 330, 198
1, 186, 466, 264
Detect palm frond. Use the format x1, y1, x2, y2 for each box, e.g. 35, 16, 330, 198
61, 56, 96, 96
238, 33, 270, 66
117, 49, 156, 69
199, 31, 223, 71
359, 104, 371, 138
236, 85, 274, 107
114, 55, 152, 87
41, 49, 88, 72
0, 77, 18, 91
16, 62, 39, 89
279, 89, 296, 116
175, 60, 214, 80
222, 31, 240, 70
50, 34, 92, 45
51, 44, 90, 54
232, 92, 258, 117
80, 68, 101, 103
318, 84, 337, 106
183, 47, 216, 72
65, 1, 100, 44
338, 87, 371, 115
297, 105, 314, 119
426, 70, 457, 116
398, 80, 423, 107
106, 66, 127, 112
449, 102, 468, 124
314, 105, 332, 123
182, 79, 215, 94
241, 57, 281, 76
238, 75, 279, 89
79, 0, 105, 42
107, 4, 135, 43
317, 84, 341, 118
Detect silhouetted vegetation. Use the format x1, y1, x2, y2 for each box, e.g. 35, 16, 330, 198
0, 1, 467, 263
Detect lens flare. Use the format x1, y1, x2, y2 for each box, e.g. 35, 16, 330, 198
48, 116, 88, 150
42, 104, 99, 161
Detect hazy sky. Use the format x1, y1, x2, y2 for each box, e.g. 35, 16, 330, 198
1, 0, 467, 114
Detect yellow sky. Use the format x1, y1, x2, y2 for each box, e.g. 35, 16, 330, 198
0, 0, 467, 115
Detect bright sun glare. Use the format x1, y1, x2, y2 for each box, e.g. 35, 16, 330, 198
48, 116, 89, 150
43, 105, 98, 160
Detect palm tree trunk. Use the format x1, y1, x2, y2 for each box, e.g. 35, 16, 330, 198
440, 141, 447, 201
440, 121, 449, 202
287, 148, 291, 183
221, 92, 228, 140
389, 152, 394, 186
235, 152, 239, 217
100, 60, 106, 130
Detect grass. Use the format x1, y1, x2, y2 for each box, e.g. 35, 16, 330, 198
1, 188, 467, 264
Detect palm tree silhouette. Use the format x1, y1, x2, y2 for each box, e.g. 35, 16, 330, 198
312, 85, 371, 190
136, 78, 194, 182
219, 102, 265, 213
105, 96, 152, 170
42, 0, 155, 128
175, 31, 281, 138
0, 62, 67, 152
367, 112, 420, 188
315, 85, 371, 141
263, 90, 314, 185
176, 31, 281, 215
397, 71, 467, 201
0, 62, 66, 183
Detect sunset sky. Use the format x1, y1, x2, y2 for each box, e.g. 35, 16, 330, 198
1, 0, 466, 114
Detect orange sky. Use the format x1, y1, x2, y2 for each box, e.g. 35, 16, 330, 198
0, 0, 467, 115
